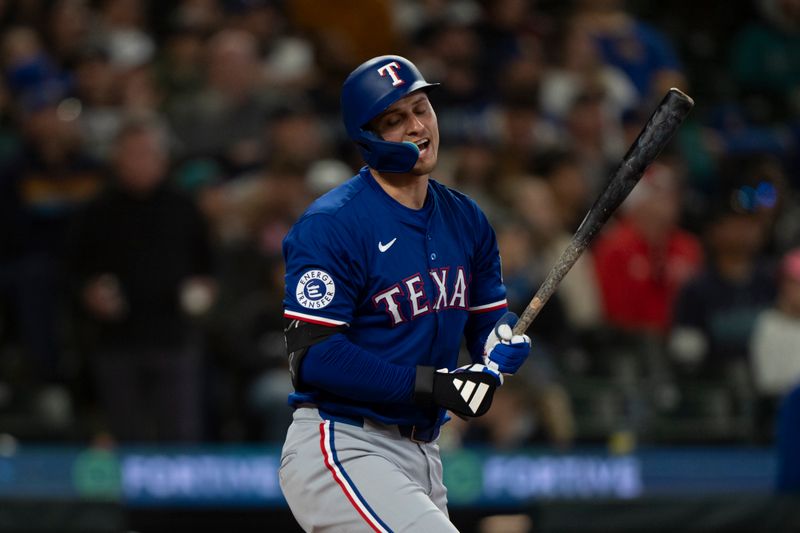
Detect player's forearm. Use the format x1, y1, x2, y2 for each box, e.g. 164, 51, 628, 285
464, 307, 507, 362
299, 334, 416, 403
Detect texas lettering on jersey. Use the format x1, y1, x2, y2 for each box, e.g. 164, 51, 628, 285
373, 267, 468, 326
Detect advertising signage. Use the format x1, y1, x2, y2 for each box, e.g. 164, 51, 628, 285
0, 446, 776, 508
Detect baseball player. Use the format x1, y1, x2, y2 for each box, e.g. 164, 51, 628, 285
279, 55, 531, 532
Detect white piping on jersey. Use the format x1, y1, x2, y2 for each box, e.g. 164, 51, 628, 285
468, 299, 508, 313
286, 299, 505, 327
283, 310, 349, 327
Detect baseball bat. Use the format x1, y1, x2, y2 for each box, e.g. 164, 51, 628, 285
512, 88, 695, 336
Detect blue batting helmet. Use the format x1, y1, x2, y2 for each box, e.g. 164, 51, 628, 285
341, 55, 439, 173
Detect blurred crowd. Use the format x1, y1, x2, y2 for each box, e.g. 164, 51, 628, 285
1, 0, 799, 451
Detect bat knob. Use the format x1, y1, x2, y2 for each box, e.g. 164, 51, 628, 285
668, 87, 695, 107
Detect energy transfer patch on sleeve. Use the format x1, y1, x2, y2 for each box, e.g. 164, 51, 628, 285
295, 269, 336, 310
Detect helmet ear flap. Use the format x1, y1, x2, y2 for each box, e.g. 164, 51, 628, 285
357, 130, 420, 173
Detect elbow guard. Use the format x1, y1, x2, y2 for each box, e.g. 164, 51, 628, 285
283, 318, 347, 389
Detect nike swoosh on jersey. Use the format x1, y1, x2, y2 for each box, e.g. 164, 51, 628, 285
378, 238, 397, 252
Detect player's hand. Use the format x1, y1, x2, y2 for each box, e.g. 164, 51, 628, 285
414, 364, 501, 418
483, 312, 531, 375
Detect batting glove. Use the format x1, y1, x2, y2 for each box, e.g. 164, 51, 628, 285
483, 311, 531, 375
413, 364, 502, 418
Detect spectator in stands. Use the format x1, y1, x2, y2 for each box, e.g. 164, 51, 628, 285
670, 196, 777, 379
534, 149, 592, 232
157, 25, 207, 109
287, 0, 398, 65
197, 102, 326, 441
511, 176, 602, 333
413, 21, 489, 148
539, 16, 638, 123
446, 140, 504, 220
563, 87, 627, 196
473, 0, 541, 96
573, 0, 687, 106
2, 26, 72, 99
1, 26, 104, 383
749, 247, 800, 440
168, 28, 272, 175
44, 0, 93, 71
489, 57, 561, 177
196, 100, 323, 249
751, 248, 800, 397
729, 0, 800, 122
736, 154, 800, 257
594, 162, 703, 336
493, 211, 574, 359
72, 46, 123, 161
66, 117, 216, 442
423, 20, 484, 108
93, 0, 155, 72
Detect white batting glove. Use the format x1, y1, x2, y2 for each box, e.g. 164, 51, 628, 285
483, 312, 531, 375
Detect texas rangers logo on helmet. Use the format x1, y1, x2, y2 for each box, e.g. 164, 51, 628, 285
296, 269, 336, 309
377, 61, 404, 87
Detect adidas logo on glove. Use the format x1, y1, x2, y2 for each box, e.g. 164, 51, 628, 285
452, 377, 491, 415
413, 363, 502, 418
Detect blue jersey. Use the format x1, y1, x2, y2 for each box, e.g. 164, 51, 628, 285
282, 167, 507, 428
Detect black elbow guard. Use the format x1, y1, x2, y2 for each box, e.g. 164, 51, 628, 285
283, 318, 347, 389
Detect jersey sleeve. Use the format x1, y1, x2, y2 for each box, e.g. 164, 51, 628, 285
464, 202, 508, 361
300, 333, 416, 403
282, 214, 363, 327
467, 204, 507, 314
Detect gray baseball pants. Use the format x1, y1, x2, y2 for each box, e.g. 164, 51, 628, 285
279, 407, 459, 532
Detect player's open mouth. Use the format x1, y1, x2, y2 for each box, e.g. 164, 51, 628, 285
416, 139, 431, 153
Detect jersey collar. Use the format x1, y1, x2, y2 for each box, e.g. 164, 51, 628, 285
360, 167, 436, 228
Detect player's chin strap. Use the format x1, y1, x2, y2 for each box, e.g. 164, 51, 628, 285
413, 364, 502, 418
357, 130, 420, 173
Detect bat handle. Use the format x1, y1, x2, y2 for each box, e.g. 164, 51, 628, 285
513, 295, 544, 336
512, 246, 576, 336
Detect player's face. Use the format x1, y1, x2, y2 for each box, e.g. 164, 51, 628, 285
370, 92, 439, 175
